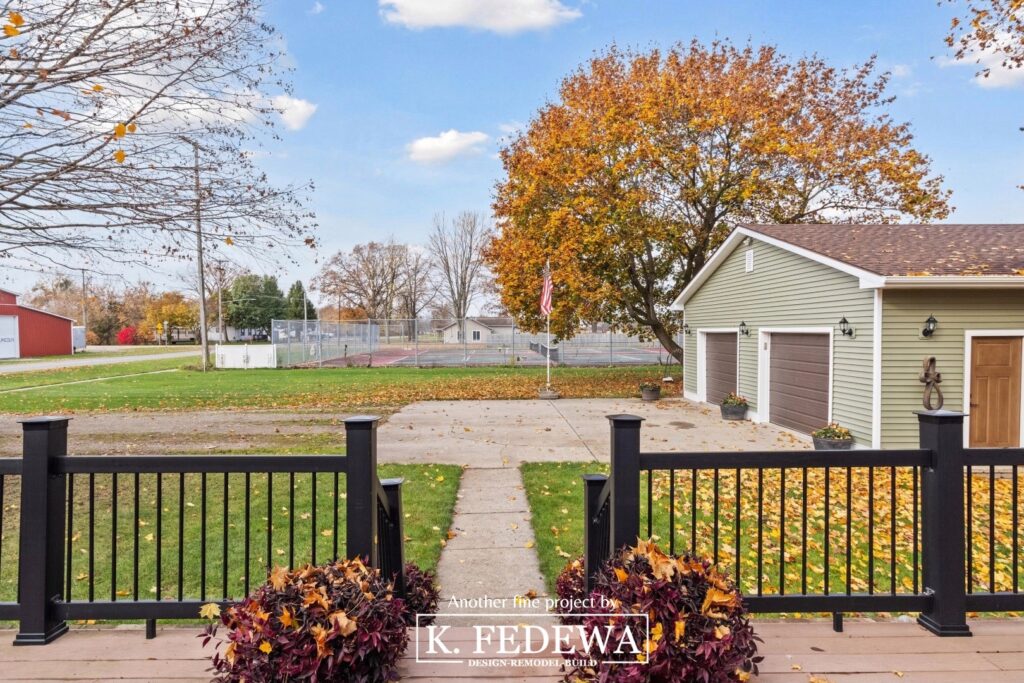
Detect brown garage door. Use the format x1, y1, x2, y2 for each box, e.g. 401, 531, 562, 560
706, 332, 737, 405
769, 333, 829, 434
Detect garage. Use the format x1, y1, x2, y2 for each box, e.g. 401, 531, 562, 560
705, 332, 738, 405
768, 333, 830, 434
0, 288, 74, 358
0, 315, 18, 359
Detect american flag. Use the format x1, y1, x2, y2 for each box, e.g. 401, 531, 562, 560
540, 263, 553, 316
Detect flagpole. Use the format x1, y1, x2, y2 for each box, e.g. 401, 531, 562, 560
546, 310, 551, 389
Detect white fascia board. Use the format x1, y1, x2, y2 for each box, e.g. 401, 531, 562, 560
670, 226, 887, 311
880, 276, 1024, 289
670, 229, 747, 310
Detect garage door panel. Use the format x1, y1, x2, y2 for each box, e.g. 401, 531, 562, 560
705, 332, 737, 406
769, 333, 829, 434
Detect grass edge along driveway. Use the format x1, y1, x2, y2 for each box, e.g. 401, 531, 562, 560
0, 364, 672, 413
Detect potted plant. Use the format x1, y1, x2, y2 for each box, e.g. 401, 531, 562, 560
720, 392, 748, 420
812, 423, 854, 450
640, 381, 662, 401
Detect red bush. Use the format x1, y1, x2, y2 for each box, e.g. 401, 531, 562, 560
203, 558, 409, 682
554, 556, 588, 625
116, 326, 139, 345
563, 540, 761, 683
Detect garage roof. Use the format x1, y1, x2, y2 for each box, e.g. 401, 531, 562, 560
672, 223, 1024, 310
745, 224, 1024, 277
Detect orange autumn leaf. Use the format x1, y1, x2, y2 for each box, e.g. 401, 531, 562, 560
113, 149, 126, 163
9, 12, 24, 26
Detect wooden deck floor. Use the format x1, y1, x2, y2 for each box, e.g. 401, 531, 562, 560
1, 620, 1023, 681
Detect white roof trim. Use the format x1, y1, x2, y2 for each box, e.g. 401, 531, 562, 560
880, 276, 1024, 288
2, 302, 76, 322
671, 226, 885, 310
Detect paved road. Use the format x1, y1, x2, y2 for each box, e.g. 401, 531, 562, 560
0, 349, 199, 374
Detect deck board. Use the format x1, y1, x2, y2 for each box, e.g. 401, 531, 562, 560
0, 620, 1022, 681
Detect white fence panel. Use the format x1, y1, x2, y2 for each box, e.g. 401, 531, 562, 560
215, 344, 278, 369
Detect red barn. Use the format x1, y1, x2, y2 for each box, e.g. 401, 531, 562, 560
0, 288, 74, 359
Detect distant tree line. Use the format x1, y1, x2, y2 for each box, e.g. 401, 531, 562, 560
312, 210, 497, 325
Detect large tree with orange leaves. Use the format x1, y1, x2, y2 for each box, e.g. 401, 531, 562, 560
488, 42, 951, 362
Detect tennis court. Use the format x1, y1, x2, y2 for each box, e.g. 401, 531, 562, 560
320, 342, 676, 368
274, 318, 683, 368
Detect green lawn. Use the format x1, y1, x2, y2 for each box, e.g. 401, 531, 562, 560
522, 462, 1022, 609
0, 356, 189, 392
0, 463, 461, 611
0, 364, 671, 413
0, 346, 197, 365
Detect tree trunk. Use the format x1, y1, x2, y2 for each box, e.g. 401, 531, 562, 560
649, 319, 684, 365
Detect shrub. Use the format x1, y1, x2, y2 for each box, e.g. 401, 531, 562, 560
721, 392, 748, 407
554, 556, 588, 625
812, 423, 852, 440
402, 562, 440, 626
563, 540, 761, 683
639, 381, 661, 391
116, 326, 139, 345
202, 558, 408, 682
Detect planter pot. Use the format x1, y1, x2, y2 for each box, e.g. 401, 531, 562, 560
720, 403, 748, 421
640, 387, 661, 402
813, 436, 854, 450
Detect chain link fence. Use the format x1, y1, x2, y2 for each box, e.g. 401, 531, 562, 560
272, 317, 682, 368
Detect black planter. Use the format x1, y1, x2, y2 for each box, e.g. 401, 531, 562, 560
720, 403, 747, 420
640, 387, 661, 401
813, 436, 854, 450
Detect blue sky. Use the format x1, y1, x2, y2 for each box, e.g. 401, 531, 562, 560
16, 1, 1024, 297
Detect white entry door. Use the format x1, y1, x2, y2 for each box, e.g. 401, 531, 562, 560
0, 316, 18, 359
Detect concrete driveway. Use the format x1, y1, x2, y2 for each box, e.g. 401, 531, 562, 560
377, 397, 807, 466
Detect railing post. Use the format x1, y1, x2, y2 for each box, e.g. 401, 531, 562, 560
608, 414, 643, 551
381, 477, 406, 597
15, 417, 71, 645
583, 473, 609, 591
345, 416, 379, 568
916, 410, 971, 637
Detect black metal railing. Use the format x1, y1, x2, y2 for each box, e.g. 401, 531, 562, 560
0, 415, 405, 645
584, 411, 1024, 637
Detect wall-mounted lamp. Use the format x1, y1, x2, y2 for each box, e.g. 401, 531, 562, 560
738, 321, 750, 336
683, 323, 691, 335
922, 315, 938, 338
838, 316, 854, 337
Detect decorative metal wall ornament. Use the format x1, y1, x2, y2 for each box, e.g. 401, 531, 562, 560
919, 356, 944, 410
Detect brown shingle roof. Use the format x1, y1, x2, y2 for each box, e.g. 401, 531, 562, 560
743, 224, 1024, 277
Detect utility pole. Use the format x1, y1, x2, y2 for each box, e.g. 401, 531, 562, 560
80, 269, 87, 335
181, 137, 209, 371
215, 261, 226, 344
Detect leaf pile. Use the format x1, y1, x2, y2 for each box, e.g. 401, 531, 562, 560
564, 540, 761, 682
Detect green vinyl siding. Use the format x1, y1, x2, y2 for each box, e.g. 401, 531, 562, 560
683, 238, 875, 445
880, 289, 1024, 447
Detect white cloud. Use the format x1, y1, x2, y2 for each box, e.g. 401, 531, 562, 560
498, 120, 525, 134
309, 1, 325, 15
407, 129, 489, 163
272, 95, 318, 131
940, 35, 1024, 89
891, 64, 912, 78
379, 0, 581, 33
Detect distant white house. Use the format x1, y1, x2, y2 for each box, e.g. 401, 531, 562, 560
440, 317, 516, 344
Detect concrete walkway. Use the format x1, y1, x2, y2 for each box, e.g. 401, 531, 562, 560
414, 397, 801, 628
0, 349, 198, 374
